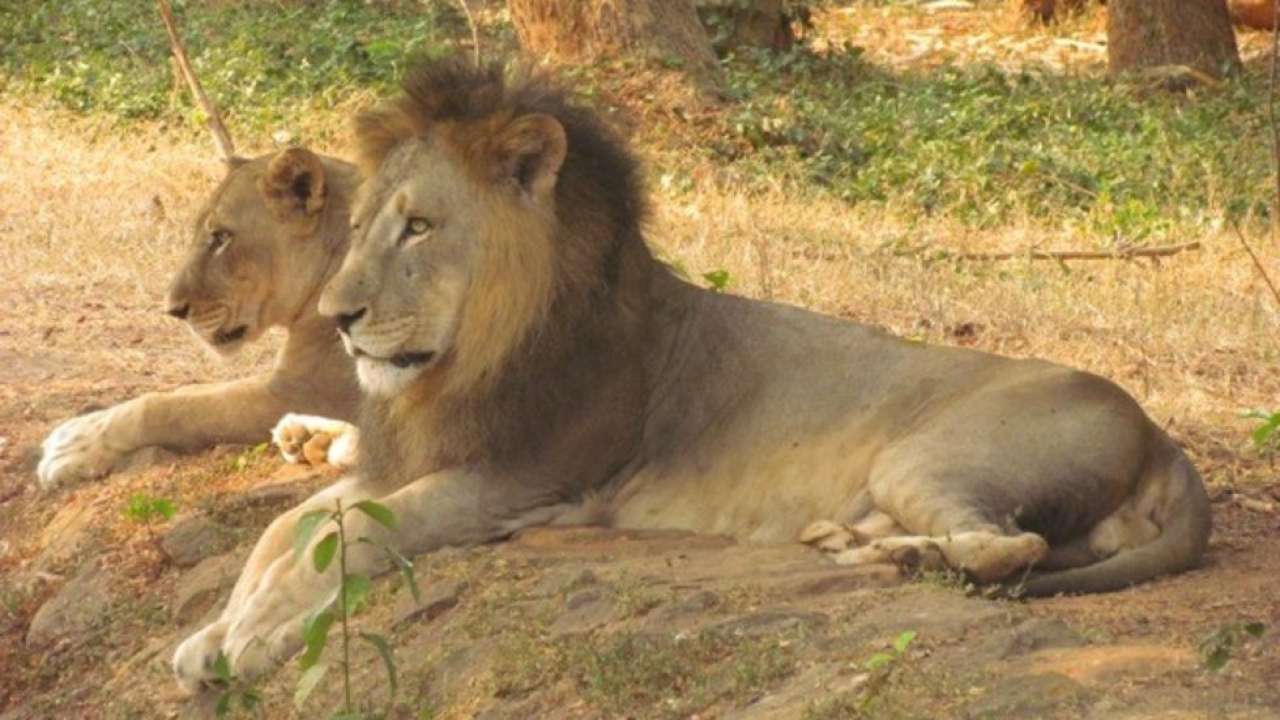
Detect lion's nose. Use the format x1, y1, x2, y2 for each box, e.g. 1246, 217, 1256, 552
335, 308, 367, 335
166, 303, 190, 320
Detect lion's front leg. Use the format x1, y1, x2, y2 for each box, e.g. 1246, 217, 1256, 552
173, 467, 555, 690
172, 477, 363, 694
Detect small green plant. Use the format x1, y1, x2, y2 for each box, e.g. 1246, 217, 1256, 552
123, 492, 177, 553
293, 499, 420, 719
211, 651, 263, 719
1200, 621, 1266, 673
229, 442, 270, 473
703, 269, 732, 292
1246, 410, 1280, 456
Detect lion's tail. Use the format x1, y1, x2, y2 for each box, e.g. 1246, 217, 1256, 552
1019, 438, 1211, 597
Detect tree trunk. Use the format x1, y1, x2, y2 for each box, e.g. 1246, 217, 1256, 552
1107, 0, 1241, 80
1228, 0, 1276, 30
509, 0, 719, 90
696, 0, 798, 52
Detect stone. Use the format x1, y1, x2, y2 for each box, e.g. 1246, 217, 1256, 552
35, 499, 98, 570
160, 514, 238, 567
966, 672, 1092, 718
393, 580, 466, 629
172, 550, 246, 625
26, 558, 118, 647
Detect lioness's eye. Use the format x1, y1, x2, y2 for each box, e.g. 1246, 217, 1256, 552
209, 229, 232, 254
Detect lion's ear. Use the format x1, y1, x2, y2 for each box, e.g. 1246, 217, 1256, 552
259, 147, 327, 220
490, 114, 566, 199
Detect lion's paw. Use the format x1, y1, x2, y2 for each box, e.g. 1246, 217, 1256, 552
37, 409, 122, 490
271, 413, 358, 468
172, 620, 230, 695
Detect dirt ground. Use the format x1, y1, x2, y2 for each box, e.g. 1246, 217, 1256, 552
3, 4, 1280, 718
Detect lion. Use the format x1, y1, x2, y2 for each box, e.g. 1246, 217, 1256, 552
37, 148, 362, 489
172, 58, 1210, 691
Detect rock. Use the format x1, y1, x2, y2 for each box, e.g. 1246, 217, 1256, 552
712, 610, 829, 638
550, 590, 617, 636
967, 672, 1092, 717
160, 514, 238, 567
36, 499, 98, 570
173, 550, 247, 625
995, 618, 1084, 659
26, 558, 118, 647
393, 580, 466, 629
1024, 644, 1195, 685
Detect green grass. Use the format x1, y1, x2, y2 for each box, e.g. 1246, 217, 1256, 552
2, 1, 1270, 239
716, 47, 1272, 237
0, 0, 463, 131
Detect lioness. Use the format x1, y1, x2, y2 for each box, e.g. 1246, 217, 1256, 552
173, 58, 1209, 690
38, 148, 361, 489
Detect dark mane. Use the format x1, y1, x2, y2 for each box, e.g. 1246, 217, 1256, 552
355, 56, 664, 490
355, 57, 648, 249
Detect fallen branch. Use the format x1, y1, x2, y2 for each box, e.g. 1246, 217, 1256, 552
455, 0, 481, 66
925, 241, 1201, 263
1231, 224, 1280, 309
156, 0, 235, 161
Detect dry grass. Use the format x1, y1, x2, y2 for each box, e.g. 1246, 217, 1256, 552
2, 87, 1277, 494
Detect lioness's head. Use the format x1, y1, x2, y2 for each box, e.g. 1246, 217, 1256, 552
167, 148, 352, 354
320, 59, 647, 398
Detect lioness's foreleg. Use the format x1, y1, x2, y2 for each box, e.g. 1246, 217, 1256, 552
173, 469, 565, 691
39, 374, 321, 489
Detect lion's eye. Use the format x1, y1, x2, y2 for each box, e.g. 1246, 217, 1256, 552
406, 217, 433, 236
209, 229, 232, 254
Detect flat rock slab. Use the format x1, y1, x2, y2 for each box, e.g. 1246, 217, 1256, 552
26, 558, 117, 647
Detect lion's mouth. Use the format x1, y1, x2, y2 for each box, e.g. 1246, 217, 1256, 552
212, 325, 249, 345
353, 347, 436, 368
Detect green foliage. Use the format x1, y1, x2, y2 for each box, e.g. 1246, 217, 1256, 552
1200, 621, 1266, 673
123, 493, 176, 526
702, 269, 732, 292
212, 651, 263, 719
1246, 410, 1280, 455
0, 0, 463, 131
716, 47, 1271, 235
293, 498, 417, 719
230, 442, 270, 473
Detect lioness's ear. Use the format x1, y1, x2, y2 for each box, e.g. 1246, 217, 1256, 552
490, 114, 566, 199
259, 147, 326, 219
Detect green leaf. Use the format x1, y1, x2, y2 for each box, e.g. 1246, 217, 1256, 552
215, 692, 232, 718
240, 688, 261, 710
299, 609, 335, 670
213, 651, 233, 683
294, 662, 329, 709
312, 532, 339, 574
341, 574, 373, 616
153, 498, 177, 521
865, 652, 894, 671
1204, 645, 1230, 673
358, 537, 421, 604
1243, 622, 1266, 638
702, 269, 731, 292
352, 500, 398, 530
893, 630, 917, 654
360, 631, 398, 701
294, 509, 332, 558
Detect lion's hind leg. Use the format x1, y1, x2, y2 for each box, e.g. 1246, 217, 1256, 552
271, 413, 359, 468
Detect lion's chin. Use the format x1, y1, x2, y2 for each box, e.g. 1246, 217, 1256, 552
355, 356, 428, 396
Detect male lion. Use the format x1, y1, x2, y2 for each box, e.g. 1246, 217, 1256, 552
173, 58, 1209, 690
38, 148, 361, 489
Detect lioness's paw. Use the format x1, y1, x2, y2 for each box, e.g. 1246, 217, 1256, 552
271, 414, 358, 468
37, 409, 121, 490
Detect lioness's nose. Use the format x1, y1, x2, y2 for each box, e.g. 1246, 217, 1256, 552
335, 308, 366, 335
167, 303, 190, 320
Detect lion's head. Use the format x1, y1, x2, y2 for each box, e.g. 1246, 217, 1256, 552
167, 147, 355, 354
319, 59, 653, 401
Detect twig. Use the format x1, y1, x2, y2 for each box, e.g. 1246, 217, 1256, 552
454, 0, 481, 66
1231, 224, 1280, 309
927, 241, 1201, 262
1272, 0, 1280, 246
156, 0, 235, 161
